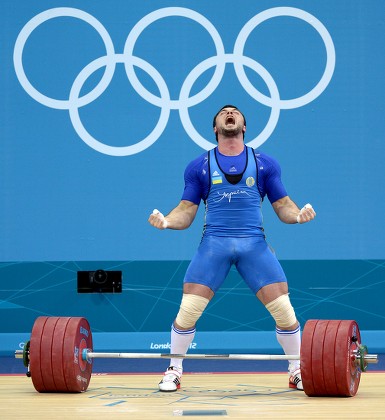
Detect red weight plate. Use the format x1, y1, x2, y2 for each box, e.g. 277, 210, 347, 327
30, 316, 49, 392
310, 320, 329, 396
300, 319, 317, 396
334, 320, 361, 397
51, 317, 72, 392
39, 317, 60, 391
322, 320, 340, 396
62, 317, 93, 392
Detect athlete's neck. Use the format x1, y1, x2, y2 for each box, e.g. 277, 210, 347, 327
217, 137, 245, 156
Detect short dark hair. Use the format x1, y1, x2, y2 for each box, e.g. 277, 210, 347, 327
212, 104, 246, 141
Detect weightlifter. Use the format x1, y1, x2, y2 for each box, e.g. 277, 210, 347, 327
148, 105, 316, 392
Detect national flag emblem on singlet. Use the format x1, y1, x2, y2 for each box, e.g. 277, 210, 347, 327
212, 176, 223, 184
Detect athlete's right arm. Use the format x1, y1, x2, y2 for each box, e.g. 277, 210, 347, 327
148, 200, 198, 230
165, 200, 199, 229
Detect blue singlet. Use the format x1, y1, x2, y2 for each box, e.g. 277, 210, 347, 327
182, 146, 288, 294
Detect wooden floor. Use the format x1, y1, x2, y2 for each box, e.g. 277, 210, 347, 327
1, 372, 384, 419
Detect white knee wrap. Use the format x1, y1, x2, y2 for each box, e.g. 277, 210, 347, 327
175, 294, 209, 329
265, 294, 297, 328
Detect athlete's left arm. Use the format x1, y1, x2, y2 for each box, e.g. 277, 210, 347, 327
272, 196, 301, 224
258, 152, 316, 224
272, 196, 316, 224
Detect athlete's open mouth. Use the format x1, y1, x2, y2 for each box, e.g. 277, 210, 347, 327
225, 115, 235, 124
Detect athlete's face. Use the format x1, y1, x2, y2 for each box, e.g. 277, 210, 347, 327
214, 107, 246, 138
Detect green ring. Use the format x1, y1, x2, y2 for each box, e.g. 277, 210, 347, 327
358, 344, 368, 372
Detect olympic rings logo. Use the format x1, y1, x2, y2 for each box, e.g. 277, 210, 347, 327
13, 7, 335, 156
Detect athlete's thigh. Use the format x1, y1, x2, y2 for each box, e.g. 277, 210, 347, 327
184, 236, 233, 292
235, 237, 287, 293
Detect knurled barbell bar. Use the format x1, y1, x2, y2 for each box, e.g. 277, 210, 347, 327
15, 316, 378, 397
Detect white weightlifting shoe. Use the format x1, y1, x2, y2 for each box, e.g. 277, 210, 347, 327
289, 368, 303, 391
158, 366, 182, 392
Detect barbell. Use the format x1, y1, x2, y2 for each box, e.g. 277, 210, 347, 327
15, 316, 378, 397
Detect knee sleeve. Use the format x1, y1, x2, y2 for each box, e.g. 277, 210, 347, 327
265, 294, 297, 328
175, 294, 209, 329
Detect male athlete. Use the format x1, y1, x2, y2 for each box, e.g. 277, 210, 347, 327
148, 105, 316, 392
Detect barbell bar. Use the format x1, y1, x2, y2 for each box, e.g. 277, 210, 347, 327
82, 350, 377, 364
83, 351, 301, 361
15, 316, 378, 397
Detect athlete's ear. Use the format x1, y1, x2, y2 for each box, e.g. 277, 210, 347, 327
213, 126, 218, 134
243, 125, 246, 134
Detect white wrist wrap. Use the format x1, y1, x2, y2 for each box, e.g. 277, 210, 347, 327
297, 203, 313, 223
153, 208, 168, 228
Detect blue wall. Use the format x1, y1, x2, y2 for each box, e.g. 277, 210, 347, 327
1, 0, 384, 353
